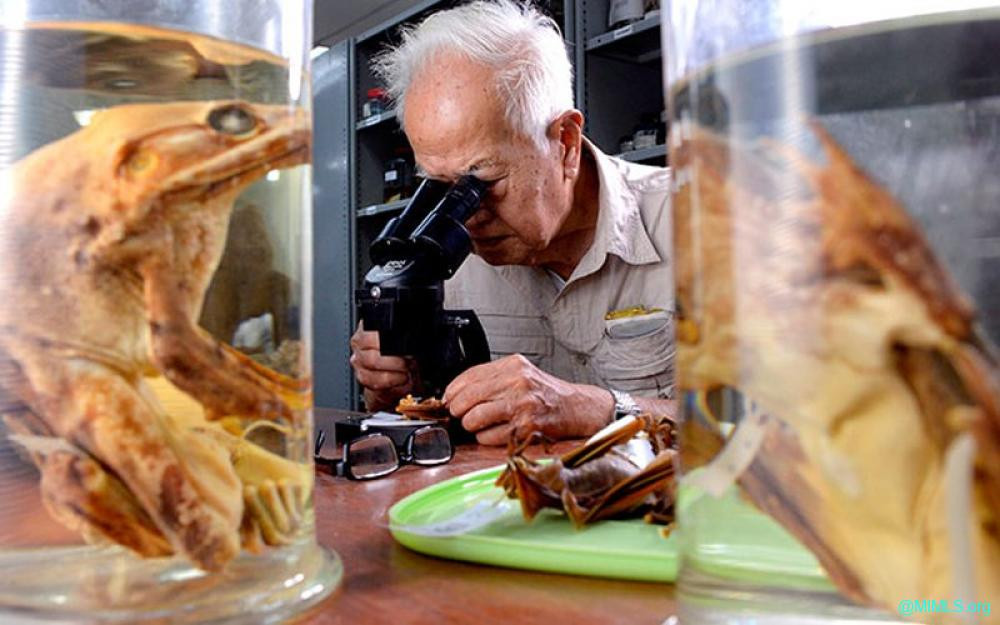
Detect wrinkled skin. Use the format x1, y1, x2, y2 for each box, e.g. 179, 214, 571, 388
0, 100, 313, 570
445, 354, 620, 446
673, 122, 1000, 621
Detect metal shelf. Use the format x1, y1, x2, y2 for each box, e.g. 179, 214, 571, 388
357, 198, 408, 218
617, 143, 666, 163
585, 11, 661, 63
355, 110, 397, 130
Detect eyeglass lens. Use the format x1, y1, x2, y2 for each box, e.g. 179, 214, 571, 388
408, 426, 452, 465
347, 435, 399, 479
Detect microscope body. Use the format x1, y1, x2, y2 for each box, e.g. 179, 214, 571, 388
355, 176, 491, 398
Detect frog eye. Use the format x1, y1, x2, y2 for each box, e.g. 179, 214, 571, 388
208, 105, 257, 136
125, 149, 157, 173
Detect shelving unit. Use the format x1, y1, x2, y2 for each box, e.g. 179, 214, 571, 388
585, 10, 661, 62
357, 198, 408, 217
313, 0, 665, 409
617, 142, 666, 163
312, 39, 355, 410
349, 1, 461, 300
355, 110, 397, 130
577, 0, 666, 163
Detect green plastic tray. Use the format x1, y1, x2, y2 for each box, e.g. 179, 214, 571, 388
389, 465, 835, 587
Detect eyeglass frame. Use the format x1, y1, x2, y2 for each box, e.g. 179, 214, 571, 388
314, 424, 454, 480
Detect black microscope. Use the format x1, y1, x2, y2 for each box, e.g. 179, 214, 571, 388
355, 175, 492, 400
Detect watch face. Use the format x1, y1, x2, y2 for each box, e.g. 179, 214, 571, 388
612, 389, 640, 418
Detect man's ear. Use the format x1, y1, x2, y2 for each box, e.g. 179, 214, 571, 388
547, 109, 584, 180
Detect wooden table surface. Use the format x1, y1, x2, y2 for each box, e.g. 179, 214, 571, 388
294, 409, 677, 625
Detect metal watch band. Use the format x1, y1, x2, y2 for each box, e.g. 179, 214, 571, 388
610, 389, 642, 420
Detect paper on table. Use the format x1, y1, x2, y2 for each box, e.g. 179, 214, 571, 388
363, 411, 437, 428
390, 496, 517, 537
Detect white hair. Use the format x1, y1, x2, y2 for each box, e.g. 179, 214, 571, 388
372, 0, 574, 150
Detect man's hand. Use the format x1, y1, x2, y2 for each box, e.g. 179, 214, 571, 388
348, 322, 414, 411
443, 354, 615, 445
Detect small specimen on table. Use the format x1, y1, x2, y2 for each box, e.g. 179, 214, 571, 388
396, 394, 451, 421
496, 414, 676, 527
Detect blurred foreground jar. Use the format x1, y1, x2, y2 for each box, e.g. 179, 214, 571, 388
664, 2, 1000, 624
0, 1, 341, 622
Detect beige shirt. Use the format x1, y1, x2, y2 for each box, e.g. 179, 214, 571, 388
444, 139, 674, 398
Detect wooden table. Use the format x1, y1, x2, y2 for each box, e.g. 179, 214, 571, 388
295, 409, 677, 625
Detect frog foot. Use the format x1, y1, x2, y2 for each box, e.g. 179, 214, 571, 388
195, 420, 312, 551
241, 477, 309, 551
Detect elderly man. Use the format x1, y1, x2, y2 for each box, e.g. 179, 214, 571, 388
350, 0, 674, 445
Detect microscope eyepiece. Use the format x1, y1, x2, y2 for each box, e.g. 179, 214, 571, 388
411, 175, 488, 278
430, 175, 488, 224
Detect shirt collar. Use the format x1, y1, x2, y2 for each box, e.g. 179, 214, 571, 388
568, 138, 661, 284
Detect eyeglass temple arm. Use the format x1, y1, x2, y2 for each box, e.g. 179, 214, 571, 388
313, 429, 347, 477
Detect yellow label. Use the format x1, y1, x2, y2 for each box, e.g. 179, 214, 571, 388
604, 305, 663, 320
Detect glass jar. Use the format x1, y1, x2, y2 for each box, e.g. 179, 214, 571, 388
0, 1, 341, 622
664, 2, 1000, 624
363, 87, 388, 120
632, 112, 660, 150
609, 0, 645, 29
383, 147, 416, 203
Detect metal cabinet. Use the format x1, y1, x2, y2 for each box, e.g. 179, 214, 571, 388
312, 40, 355, 409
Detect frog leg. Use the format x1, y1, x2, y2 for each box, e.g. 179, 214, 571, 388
5, 410, 173, 557
212, 340, 312, 420
193, 424, 312, 551
215, 339, 311, 395
3, 340, 244, 571
140, 255, 299, 424
1, 358, 170, 555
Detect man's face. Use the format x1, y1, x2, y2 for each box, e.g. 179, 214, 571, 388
403, 54, 572, 266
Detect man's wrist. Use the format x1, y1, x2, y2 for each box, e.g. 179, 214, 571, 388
566, 383, 616, 436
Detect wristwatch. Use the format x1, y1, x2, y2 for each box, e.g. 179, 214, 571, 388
609, 389, 642, 421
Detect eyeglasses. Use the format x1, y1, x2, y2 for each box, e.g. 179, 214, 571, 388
314, 425, 453, 480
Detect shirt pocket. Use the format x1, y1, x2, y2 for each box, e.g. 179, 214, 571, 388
592, 313, 675, 398
481, 315, 554, 367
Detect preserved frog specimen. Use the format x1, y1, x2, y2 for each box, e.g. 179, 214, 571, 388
673, 122, 999, 621
0, 100, 312, 571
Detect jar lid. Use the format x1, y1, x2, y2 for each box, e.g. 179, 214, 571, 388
367, 87, 387, 99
